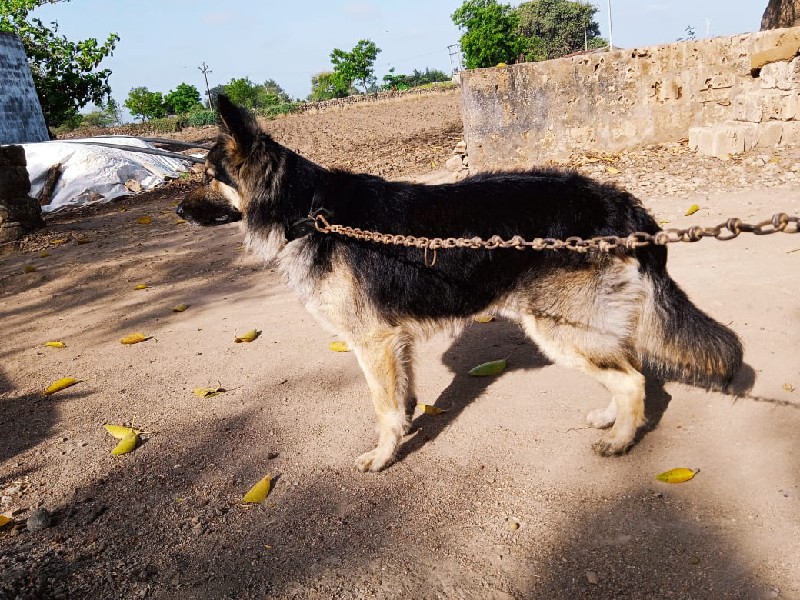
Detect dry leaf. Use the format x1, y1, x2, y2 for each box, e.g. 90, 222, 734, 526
468, 359, 508, 377
606, 166, 619, 175
784, 383, 795, 392
175, 218, 187, 225
685, 204, 700, 216
234, 329, 260, 343
51, 239, 67, 245
44, 377, 81, 395
136, 216, 153, 225
473, 315, 495, 323
655, 467, 698, 483
0, 515, 11, 528
120, 333, 151, 345
242, 474, 272, 503
418, 403, 447, 415
75, 237, 91, 245
172, 303, 189, 312
134, 283, 148, 290
193, 386, 226, 398
111, 432, 139, 455
23, 265, 36, 273
104, 424, 141, 439
39, 251, 50, 258
328, 341, 350, 352
44, 341, 66, 348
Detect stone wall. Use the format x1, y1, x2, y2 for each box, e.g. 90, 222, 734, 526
0, 31, 49, 145
460, 27, 800, 169
0, 144, 44, 247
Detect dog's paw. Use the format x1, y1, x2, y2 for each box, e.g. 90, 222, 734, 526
355, 448, 394, 472
591, 434, 633, 456
586, 407, 616, 429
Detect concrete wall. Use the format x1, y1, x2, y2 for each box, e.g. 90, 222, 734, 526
460, 27, 800, 170
0, 32, 49, 145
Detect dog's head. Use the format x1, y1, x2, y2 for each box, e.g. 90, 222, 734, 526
176, 94, 260, 226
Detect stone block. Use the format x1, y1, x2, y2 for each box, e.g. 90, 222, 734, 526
734, 94, 764, 122
780, 120, 800, 143
759, 121, 784, 146
693, 123, 758, 157
751, 27, 800, 70
0, 144, 26, 167
0, 166, 31, 197
689, 127, 714, 153
760, 60, 792, 88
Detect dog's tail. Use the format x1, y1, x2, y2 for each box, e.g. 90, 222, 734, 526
634, 266, 743, 388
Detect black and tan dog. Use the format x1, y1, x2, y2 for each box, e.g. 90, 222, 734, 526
178, 95, 742, 472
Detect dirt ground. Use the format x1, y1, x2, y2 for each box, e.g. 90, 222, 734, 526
1, 90, 799, 600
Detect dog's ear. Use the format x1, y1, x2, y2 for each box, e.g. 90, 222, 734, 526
216, 94, 257, 153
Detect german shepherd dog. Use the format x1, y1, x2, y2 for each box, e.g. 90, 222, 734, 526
177, 95, 743, 472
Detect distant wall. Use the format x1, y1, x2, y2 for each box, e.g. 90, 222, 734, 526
460, 27, 800, 169
0, 32, 49, 145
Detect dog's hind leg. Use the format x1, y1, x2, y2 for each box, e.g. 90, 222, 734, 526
350, 327, 415, 472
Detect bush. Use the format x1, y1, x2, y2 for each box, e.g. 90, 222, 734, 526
254, 102, 298, 120
186, 108, 217, 127
146, 116, 187, 134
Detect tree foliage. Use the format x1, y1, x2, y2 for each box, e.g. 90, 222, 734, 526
516, 0, 605, 62
307, 71, 350, 101
0, 0, 119, 129
382, 67, 451, 91
330, 39, 381, 94
124, 87, 166, 121
221, 77, 291, 109
451, 0, 522, 69
164, 82, 201, 115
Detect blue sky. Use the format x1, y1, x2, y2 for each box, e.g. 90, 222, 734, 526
31, 1, 765, 107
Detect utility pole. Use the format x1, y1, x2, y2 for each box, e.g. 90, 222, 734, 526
198, 62, 213, 108
607, 0, 614, 51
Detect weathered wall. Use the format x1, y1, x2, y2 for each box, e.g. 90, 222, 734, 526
762, 0, 800, 29
0, 31, 49, 145
460, 27, 800, 169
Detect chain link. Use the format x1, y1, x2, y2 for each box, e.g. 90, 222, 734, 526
313, 213, 799, 254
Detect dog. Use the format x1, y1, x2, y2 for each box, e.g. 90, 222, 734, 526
177, 94, 743, 472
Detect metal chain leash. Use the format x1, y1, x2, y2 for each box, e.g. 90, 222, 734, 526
313, 212, 799, 254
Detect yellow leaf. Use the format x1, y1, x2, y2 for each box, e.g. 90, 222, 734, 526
120, 333, 151, 345
175, 218, 187, 225
172, 303, 189, 312
44, 377, 81, 395
685, 204, 700, 216
234, 329, 260, 343
655, 467, 698, 483
104, 424, 140, 439
44, 341, 66, 348
51, 239, 66, 245
24, 265, 36, 273
784, 383, 795, 392
111, 432, 139, 455
242, 474, 272, 503
75, 237, 91, 245
417, 403, 447, 415
473, 315, 495, 323
136, 216, 153, 225
496, 62, 507, 68
134, 283, 148, 290
0, 515, 11, 528
193, 386, 226, 398
468, 359, 508, 377
39, 251, 50, 258
328, 341, 350, 352
606, 166, 619, 175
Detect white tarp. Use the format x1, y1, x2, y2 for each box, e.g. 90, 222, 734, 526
20, 137, 191, 212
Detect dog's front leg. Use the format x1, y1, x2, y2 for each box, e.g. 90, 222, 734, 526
350, 328, 414, 472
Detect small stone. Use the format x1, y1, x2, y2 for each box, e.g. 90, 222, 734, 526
27, 508, 52, 532
267, 451, 279, 460
506, 518, 520, 531
586, 571, 599, 585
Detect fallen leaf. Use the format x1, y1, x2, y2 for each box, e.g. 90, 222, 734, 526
75, 237, 91, 245
473, 315, 495, 323
175, 218, 186, 225
655, 467, 698, 483
606, 166, 619, 175
242, 474, 272, 503
136, 216, 153, 225
120, 333, 151, 345
111, 432, 139, 456
193, 386, 226, 398
103, 424, 141, 439
328, 341, 350, 352
417, 403, 447, 415
0, 515, 11, 528
172, 303, 189, 312
39, 251, 50, 258
44, 341, 66, 348
468, 359, 508, 377
685, 204, 700, 216
134, 283, 148, 290
44, 377, 81, 395
51, 239, 67, 245
23, 265, 36, 273
234, 329, 260, 343
784, 383, 795, 392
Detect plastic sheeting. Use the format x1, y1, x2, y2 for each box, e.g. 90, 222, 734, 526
20, 137, 191, 213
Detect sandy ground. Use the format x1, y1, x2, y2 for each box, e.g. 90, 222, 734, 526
1, 92, 799, 599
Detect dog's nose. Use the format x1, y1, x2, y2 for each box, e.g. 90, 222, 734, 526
175, 204, 185, 217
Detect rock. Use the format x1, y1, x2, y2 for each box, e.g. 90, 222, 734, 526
445, 155, 465, 172
586, 571, 599, 585
761, 0, 800, 30
26, 508, 52, 532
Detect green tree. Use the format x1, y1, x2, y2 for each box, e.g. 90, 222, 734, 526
452, 0, 522, 69
80, 98, 120, 127
383, 67, 451, 91
164, 82, 201, 115
330, 39, 381, 94
0, 0, 120, 129
222, 77, 259, 108
516, 0, 606, 62
124, 86, 166, 121
308, 71, 350, 101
